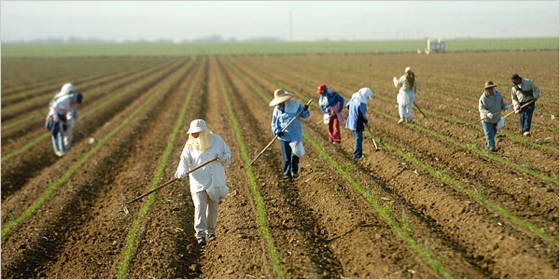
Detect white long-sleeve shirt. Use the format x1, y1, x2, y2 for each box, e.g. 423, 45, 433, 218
48, 94, 77, 122
511, 78, 540, 108
393, 75, 417, 93
175, 134, 231, 193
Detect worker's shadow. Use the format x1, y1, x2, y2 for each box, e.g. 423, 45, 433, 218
172, 199, 203, 278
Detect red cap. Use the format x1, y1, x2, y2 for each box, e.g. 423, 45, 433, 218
316, 84, 327, 94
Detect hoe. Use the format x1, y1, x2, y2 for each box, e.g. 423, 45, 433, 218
122, 157, 218, 215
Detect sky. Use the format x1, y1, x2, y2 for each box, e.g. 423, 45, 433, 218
1, 1, 558, 42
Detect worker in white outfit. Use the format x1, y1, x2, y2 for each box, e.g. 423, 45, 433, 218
393, 67, 417, 123
175, 119, 231, 247
45, 84, 83, 156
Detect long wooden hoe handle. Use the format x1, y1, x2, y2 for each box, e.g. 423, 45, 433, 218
502, 99, 535, 119
479, 99, 536, 124
365, 123, 379, 150
126, 157, 218, 204
250, 99, 313, 166
413, 101, 427, 118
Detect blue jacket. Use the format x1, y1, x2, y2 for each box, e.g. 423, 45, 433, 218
319, 88, 344, 114
271, 99, 310, 142
346, 99, 368, 132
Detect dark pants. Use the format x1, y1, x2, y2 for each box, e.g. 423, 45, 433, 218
279, 140, 299, 178
352, 130, 363, 159
519, 102, 535, 133
51, 122, 68, 154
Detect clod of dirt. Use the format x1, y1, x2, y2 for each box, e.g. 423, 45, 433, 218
87, 137, 96, 144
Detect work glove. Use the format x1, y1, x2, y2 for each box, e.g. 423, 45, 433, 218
486, 112, 493, 119
275, 131, 284, 137
174, 170, 185, 179
514, 105, 520, 114
303, 105, 309, 111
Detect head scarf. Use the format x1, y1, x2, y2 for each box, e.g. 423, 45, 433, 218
53, 83, 75, 99
351, 88, 373, 105
186, 129, 214, 152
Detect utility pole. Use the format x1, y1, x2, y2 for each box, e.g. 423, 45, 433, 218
289, 11, 293, 42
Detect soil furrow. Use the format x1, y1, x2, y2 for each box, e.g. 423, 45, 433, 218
237, 55, 558, 234
218, 59, 346, 278
238, 56, 558, 195
1, 59, 193, 279
196, 57, 272, 278
228, 58, 487, 278
252, 54, 559, 137
1, 60, 188, 201
231, 56, 558, 278
1, 59, 175, 143
123, 58, 209, 279
1, 57, 167, 97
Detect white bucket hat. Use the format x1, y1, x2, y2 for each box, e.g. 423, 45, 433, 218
405, 67, 412, 73
187, 119, 208, 134
269, 89, 293, 107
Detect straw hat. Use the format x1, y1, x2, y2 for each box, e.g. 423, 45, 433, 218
484, 81, 497, 89
187, 119, 208, 134
269, 89, 293, 106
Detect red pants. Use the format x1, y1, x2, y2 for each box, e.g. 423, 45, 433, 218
328, 115, 341, 143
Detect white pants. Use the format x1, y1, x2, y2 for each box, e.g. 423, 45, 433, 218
191, 189, 219, 239
397, 91, 414, 121
63, 119, 75, 148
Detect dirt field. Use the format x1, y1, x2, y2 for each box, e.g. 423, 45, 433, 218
1, 51, 558, 278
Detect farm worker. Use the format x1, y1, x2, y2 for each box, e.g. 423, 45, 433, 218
174, 119, 232, 247
393, 67, 417, 123
346, 88, 374, 160
45, 90, 83, 156
510, 74, 540, 136
270, 89, 310, 179
316, 84, 345, 144
478, 81, 511, 152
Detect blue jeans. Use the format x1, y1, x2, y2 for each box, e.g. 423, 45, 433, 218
279, 140, 299, 177
481, 121, 497, 151
519, 102, 535, 133
352, 130, 363, 159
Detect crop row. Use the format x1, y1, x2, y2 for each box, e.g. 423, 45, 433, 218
240, 56, 557, 182
116, 61, 205, 278
1, 60, 189, 201
223, 60, 454, 277
1, 59, 192, 239
1, 59, 175, 142
260, 54, 558, 132
2, 59, 185, 163
226, 57, 557, 277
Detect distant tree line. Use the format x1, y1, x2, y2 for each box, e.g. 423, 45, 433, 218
6, 35, 285, 44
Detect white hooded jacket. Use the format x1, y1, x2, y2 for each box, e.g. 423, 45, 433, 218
175, 134, 232, 196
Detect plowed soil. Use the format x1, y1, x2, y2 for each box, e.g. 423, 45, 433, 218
2, 51, 558, 279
